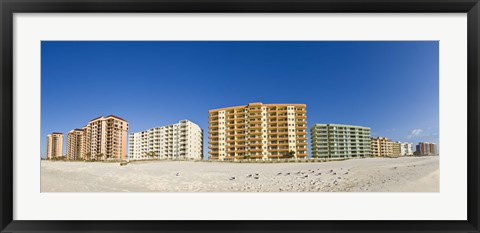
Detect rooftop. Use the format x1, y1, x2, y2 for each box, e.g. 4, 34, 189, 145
209, 102, 307, 112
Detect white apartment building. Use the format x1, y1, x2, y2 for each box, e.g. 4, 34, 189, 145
398, 141, 413, 156
128, 120, 203, 160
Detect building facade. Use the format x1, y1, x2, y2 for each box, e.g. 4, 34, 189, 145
66, 129, 85, 160
415, 142, 437, 155
128, 120, 203, 160
399, 142, 413, 156
83, 115, 129, 160
391, 142, 401, 157
371, 137, 393, 157
311, 124, 371, 159
208, 102, 307, 160
46, 132, 63, 160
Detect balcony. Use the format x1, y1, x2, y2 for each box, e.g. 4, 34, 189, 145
268, 148, 289, 152
249, 149, 263, 152
249, 119, 262, 124
248, 140, 263, 144
249, 131, 262, 135
249, 125, 262, 129
228, 138, 246, 142
225, 155, 245, 159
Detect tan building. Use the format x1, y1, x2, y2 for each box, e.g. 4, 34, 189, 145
371, 137, 393, 157
66, 129, 85, 160
391, 141, 401, 157
82, 115, 129, 161
46, 132, 63, 160
208, 102, 307, 160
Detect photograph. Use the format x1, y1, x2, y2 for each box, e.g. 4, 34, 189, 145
40, 41, 439, 192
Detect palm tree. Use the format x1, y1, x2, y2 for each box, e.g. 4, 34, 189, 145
85, 152, 92, 161
146, 152, 156, 160
97, 153, 104, 161
285, 150, 295, 159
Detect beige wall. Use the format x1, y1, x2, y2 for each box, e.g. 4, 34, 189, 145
391, 142, 401, 157
46, 133, 63, 159
82, 115, 129, 161
371, 137, 393, 157
208, 103, 307, 160
66, 129, 85, 160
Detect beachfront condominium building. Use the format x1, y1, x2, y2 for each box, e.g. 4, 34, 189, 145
371, 137, 393, 157
46, 132, 63, 160
128, 120, 203, 160
392, 142, 401, 157
310, 124, 371, 159
82, 115, 129, 161
399, 142, 413, 156
415, 142, 438, 156
208, 102, 307, 160
66, 129, 85, 160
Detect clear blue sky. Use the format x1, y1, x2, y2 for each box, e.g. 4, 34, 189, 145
41, 41, 439, 158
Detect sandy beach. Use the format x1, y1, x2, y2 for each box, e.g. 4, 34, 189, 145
41, 156, 439, 192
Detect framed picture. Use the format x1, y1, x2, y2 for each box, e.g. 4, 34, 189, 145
1, 0, 479, 232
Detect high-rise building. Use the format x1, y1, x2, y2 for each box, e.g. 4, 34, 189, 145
311, 124, 371, 159
128, 120, 203, 160
208, 102, 307, 161
83, 115, 128, 161
398, 142, 413, 156
46, 132, 63, 160
66, 129, 85, 160
415, 142, 437, 155
371, 137, 393, 157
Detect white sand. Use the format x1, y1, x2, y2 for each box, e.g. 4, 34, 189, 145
41, 156, 439, 192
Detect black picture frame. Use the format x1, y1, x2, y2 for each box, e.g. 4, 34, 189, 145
1, 0, 479, 232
